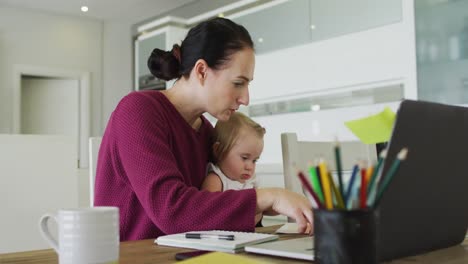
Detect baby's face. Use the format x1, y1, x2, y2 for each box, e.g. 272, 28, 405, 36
218, 128, 264, 183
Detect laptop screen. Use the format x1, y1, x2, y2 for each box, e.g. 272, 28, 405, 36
377, 100, 468, 261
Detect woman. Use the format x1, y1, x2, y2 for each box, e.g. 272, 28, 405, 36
94, 17, 312, 241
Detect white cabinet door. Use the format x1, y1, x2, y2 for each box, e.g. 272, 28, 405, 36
134, 26, 187, 90
231, 0, 310, 54
310, 0, 402, 42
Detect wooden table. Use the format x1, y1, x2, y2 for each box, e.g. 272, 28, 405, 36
1, 225, 467, 263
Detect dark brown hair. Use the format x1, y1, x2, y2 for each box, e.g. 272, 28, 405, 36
147, 17, 254, 81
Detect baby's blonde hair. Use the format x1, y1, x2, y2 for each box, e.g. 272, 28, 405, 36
213, 112, 266, 164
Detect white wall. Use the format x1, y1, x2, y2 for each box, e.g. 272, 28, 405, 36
101, 21, 134, 127
21, 77, 79, 136
0, 134, 77, 253
0, 6, 103, 136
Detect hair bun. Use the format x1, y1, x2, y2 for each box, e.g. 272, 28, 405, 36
147, 47, 181, 81
171, 44, 181, 64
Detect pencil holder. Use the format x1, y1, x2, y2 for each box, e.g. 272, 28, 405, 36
314, 209, 378, 264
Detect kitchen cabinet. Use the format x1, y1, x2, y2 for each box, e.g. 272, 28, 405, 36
231, 0, 311, 54
309, 0, 402, 42
134, 25, 187, 90
230, 0, 402, 54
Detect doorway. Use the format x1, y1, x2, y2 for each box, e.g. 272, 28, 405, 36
21, 76, 79, 136
12, 65, 90, 168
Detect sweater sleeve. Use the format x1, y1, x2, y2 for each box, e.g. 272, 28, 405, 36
112, 93, 257, 234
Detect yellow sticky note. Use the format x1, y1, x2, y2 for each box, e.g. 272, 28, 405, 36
345, 107, 396, 144
180, 252, 267, 264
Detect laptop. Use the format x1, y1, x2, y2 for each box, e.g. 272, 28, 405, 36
377, 99, 468, 261
244, 236, 314, 261
247, 100, 468, 261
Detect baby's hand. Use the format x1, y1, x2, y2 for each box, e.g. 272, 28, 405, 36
303, 222, 313, 235
255, 213, 263, 225
295, 222, 313, 235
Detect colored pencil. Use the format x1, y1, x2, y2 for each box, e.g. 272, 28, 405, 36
359, 166, 368, 209
334, 140, 345, 201
366, 149, 388, 194
318, 160, 333, 210
372, 148, 408, 208
308, 161, 324, 203
365, 166, 374, 184
345, 164, 360, 207
366, 150, 387, 208
297, 170, 323, 208
315, 165, 322, 196
327, 172, 345, 209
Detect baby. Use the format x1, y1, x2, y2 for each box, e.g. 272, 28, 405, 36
202, 112, 265, 225
202, 112, 265, 192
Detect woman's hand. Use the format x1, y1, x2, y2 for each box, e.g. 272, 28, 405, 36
256, 188, 313, 234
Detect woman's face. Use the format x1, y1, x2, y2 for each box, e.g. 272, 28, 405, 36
203, 48, 255, 121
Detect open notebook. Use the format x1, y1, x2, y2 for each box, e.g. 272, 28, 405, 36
155, 230, 278, 253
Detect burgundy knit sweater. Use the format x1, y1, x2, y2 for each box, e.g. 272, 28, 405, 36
94, 90, 257, 241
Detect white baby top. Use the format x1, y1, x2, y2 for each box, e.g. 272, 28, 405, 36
206, 162, 257, 191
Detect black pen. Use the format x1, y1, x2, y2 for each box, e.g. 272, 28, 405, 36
185, 233, 235, 241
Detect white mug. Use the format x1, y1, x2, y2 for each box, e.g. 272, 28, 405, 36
39, 207, 119, 264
